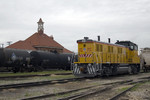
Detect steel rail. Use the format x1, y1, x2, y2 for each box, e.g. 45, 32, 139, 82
58, 79, 150, 100
58, 87, 111, 100
0, 77, 84, 90
110, 78, 150, 100
0, 73, 72, 79
110, 85, 136, 100
21, 80, 133, 100
56, 80, 133, 100
21, 84, 100, 100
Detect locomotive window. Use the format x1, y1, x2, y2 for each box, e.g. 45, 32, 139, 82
134, 45, 138, 50
130, 46, 134, 50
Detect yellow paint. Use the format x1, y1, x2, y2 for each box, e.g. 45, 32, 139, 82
75, 41, 140, 64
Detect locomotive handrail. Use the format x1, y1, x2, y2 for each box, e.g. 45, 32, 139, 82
70, 53, 75, 70
99, 52, 103, 69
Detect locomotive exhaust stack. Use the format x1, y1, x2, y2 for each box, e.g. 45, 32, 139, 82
108, 38, 111, 43
98, 36, 100, 41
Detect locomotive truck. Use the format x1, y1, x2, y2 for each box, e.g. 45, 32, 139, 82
72, 36, 140, 77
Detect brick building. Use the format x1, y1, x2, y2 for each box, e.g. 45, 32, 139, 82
6, 18, 72, 53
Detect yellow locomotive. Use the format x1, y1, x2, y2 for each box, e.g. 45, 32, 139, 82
73, 36, 140, 77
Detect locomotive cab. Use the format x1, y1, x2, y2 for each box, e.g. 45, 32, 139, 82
115, 41, 138, 51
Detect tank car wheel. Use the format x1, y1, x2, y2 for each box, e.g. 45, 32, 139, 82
13, 70, 17, 73
28, 68, 33, 72
34, 68, 38, 72
12, 67, 19, 73
20, 67, 25, 73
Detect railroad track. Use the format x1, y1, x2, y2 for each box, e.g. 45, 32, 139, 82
110, 79, 150, 100
0, 73, 72, 79
22, 77, 150, 100
0, 77, 84, 90
109, 84, 136, 100
19, 76, 150, 100
21, 84, 101, 100
21, 80, 133, 100
1, 75, 150, 100
59, 79, 150, 100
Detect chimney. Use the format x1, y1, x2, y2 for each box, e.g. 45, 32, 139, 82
108, 38, 111, 43
50, 35, 54, 40
97, 36, 100, 41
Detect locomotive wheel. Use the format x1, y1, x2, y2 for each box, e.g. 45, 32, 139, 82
112, 66, 117, 75
132, 66, 138, 74
104, 66, 112, 76
13, 70, 17, 73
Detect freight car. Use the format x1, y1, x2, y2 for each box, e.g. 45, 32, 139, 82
30, 51, 73, 71
140, 48, 150, 72
72, 37, 140, 77
0, 48, 73, 72
0, 48, 31, 73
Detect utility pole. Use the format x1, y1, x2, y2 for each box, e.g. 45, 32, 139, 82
1, 44, 4, 48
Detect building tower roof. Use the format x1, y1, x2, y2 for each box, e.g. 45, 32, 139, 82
37, 18, 44, 34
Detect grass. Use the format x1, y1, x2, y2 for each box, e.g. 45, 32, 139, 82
47, 75, 75, 80
117, 86, 131, 92
24, 92, 32, 97
0, 70, 72, 77
131, 83, 143, 91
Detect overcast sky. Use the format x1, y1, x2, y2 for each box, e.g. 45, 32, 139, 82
0, 0, 150, 52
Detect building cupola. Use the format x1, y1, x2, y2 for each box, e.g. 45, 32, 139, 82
37, 18, 44, 34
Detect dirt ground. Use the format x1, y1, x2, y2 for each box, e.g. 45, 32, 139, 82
0, 73, 150, 100
119, 81, 150, 100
